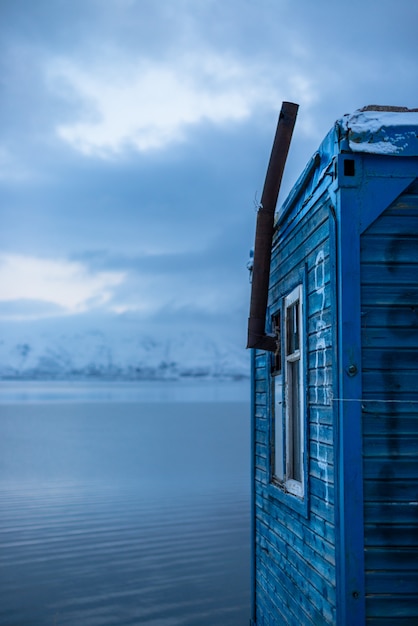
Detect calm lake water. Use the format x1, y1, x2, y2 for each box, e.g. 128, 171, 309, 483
0, 381, 251, 626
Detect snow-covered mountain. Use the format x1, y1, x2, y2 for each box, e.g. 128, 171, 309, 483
0, 319, 249, 381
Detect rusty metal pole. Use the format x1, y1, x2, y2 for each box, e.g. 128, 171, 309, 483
247, 101, 299, 351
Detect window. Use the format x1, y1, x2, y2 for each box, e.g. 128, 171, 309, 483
271, 312, 284, 481
271, 312, 282, 375
272, 284, 305, 498
284, 285, 304, 495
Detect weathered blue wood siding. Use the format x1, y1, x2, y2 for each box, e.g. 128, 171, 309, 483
360, 178, 418, 624
251, 109, 418, 626
253, 196, 338, 625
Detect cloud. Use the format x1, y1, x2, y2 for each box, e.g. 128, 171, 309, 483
0, 254, 125, 319
0, 299, 66, 320
47, 50, 317, 157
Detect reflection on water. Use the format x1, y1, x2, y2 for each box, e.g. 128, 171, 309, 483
0, 383, 250, 625
0, 484, 249, 626
0, 379, 250, 405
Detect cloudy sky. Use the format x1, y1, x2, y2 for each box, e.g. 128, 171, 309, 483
1, 0, 417, 345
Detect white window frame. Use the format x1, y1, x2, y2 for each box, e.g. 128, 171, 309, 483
284, 284, 304, 497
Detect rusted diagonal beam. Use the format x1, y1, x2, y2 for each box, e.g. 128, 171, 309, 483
247, 101, 299, 351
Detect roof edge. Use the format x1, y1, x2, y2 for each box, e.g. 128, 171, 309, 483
339, 106, 418, 156
276, 105, 418, 226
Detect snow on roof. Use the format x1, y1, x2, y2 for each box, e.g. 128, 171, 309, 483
276, 106, 418, 225
341, 106, 418, 155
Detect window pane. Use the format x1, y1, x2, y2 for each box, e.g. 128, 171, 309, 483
286, 302, 299, 354
288, 360, 302, 483
273, 376, 283, 481
272, 312, 281, 374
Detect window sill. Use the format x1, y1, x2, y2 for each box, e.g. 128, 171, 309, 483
269, 478, 309, 518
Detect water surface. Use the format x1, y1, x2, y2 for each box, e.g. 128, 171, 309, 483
0, 381, 250, 625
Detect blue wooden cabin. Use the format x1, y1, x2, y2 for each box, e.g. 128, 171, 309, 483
249, 106, 418, 625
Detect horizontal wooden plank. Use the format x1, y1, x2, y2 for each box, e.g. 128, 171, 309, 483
308, 385, 333, 406
309, 441, 334, 464
255, 356, 267, 368
256, 530, 337, 606
255, 378, 267, 393
270, 239, 331, 306
364, 523, 418, 547
364, 502, 418, 525
273, 222, 329, 275
255, 507, 336, 576
255, 427, 268, 446
255, 486, 272, 506
361, 284, 418, 306
361, 304, 418, 329
365, 593, 418, 618
307, 257, 331, 295
308, 394, 334, 410
273, 206, 329, 270
362, 347, 418, 369
362, 372, 418, 398
363, 456, 418, 479
255, 442, 267, 459
310, 475, 335, 506
365, 546, 418, 571
309, 422, 333, 446
366, 618, 418, 625
310, 493, 335, 524
308, 405, 334, 426
255, 491, 336, 550
256, 493, 336, 558
256, 517, 336, 603
361, 399, 418, 416
308, 367, 333, 390
362, 389, 418, 405
255, 350, 267, 362
362, 263, 418, 286
309, 511, 336, 545
272, 243, 331, 299
257, 561, 335, 626
255, 575, 289, 624
361, 328, 418, 349
362, 415, 418, 437
363, 435, 418, 457
254, 430, 268, 448
364, 478, 418, 502
256, 551, 333, 626
271, 244, 330, 304
255, 410, 268, 425
308, 326, 333, 352
255, 454, 267, 471
255, 391, 267, 405
255, 468, 268, 485
275, 198, 330, 248
310, 458, 335, 485
366, 570, 418, 595
361, 234, 418, 264
308, 309, 333, 335
388, 200, 418, 214
255, 405, 268, 420
363, 215, 418, 237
